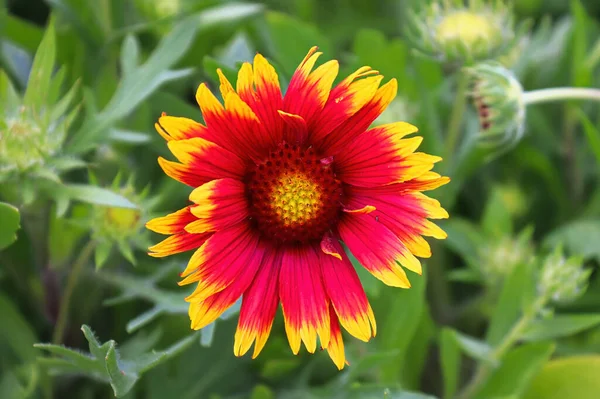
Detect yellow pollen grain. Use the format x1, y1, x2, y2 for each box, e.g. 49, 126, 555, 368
268, 172, 323, 226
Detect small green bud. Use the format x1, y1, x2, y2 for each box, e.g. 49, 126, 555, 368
89, 175, 149, 268
479, 232, 534, 286
467, 62, 526, 150
538, 249, 591, 304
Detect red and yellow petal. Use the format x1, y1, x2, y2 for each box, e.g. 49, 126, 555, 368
336, 122, 440, 187
148, 231, 211, 258
319, 78, 397, 156
188, 241, 265, 330
179, 222, 261, 303
347, 186, 448, 244
195, 83, 266, 161
157, 136, 246, 188
282, 47, 339, 128
310, 67, 382, 142
185, 178, 249, 233
338, 212, 420, 288
324, 305, 346, 370
319, 239, 376, 341
279, 245, 330, 354
364, 172, 451, 194
236, 54, 284, 146
234, 248, 282, 358
167, 137, 246, 179
155, 114, 208, 141
278, 110, 308, 145
146, 206, 196, 235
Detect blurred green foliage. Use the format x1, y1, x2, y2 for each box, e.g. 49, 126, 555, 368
1, 0, 600, 398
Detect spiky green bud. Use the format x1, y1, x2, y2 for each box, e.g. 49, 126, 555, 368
538, 249, 591, 304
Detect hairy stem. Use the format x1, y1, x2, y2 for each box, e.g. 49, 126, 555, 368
445, 71, 470, 163
523, 87, 600, 104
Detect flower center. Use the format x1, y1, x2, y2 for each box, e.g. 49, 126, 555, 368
247, 143, 342, 244
436, 11, 500, 49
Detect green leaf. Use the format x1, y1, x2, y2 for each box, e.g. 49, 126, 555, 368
522, 314, 600, 341
440, 328, 461, 399
544, 220, 600, 262
0, 294, 38, 362
62, 184, 137, 209
266, 11, 331, 78
0, 69, 21, 118
475, 342, 555, 399
23, 19, 56, 111
35, 325, 198, 397
481, 186, 513, 238
570, 0, 592, 87
576, 109, 600, 167
443, 217, 485, 267
67, 16, 201, 153
523, 355, 600, 399
0, 202, 20, 250
120, 35, 140, 78
377, 268, 427, 384
486, 261, 536, 346
197, 2, 264, 31
3, 14, 44, 54
49, 157, 87, 172
94, 240, 112, 270
108, 129, 151, 144
443, 329, 494, 366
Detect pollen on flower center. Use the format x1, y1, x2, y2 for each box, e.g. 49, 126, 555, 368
247, 143, 342, 244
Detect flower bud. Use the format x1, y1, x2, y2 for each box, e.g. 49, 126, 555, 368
467, 62, 526, 150
479, 231, 534, 286
538, 249, 591, 304
90, 175, 149, 268
406, 0, 521, 66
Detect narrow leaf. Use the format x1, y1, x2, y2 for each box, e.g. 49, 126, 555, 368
62, 184, 137, 209
522, 314, 600, 341
0, 202, 20, 250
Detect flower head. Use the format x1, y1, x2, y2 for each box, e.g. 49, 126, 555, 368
146, 47, 449, 369
406, 0, 519, 66
467, 62, 525, 150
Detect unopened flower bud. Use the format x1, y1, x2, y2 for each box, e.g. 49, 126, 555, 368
406, 0, 521, 66
90, 176, 148, 268
467, 62, 525, 150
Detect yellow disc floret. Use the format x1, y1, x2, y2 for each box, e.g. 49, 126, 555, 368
269, 172, 323, 227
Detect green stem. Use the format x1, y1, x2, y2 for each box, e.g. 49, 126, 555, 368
52, 240, 95, 344
523, 87, 600, 105
444, 71, 470, 164
458, 295, 547, 399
